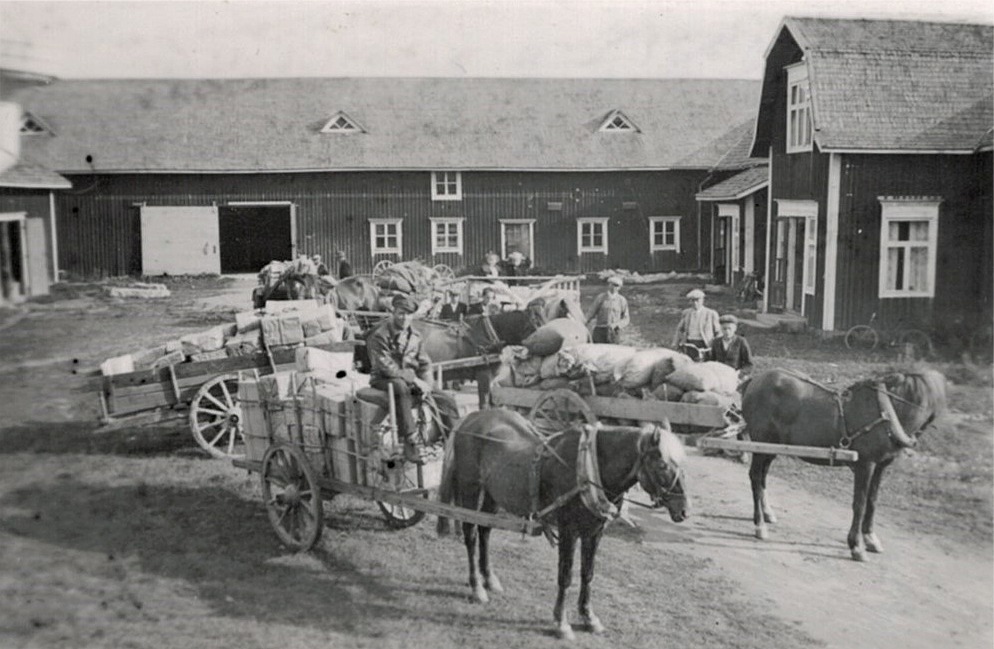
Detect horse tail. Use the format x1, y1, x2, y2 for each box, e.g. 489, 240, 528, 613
436, 426, 459, 536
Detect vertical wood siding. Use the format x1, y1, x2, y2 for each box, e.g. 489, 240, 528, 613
55, 170, 712, 277
0, 189, 55, 283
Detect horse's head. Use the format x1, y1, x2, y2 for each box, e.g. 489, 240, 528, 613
635, 422, 688, 522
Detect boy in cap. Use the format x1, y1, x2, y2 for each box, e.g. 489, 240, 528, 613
585, 275, 630, 344
673, 288, 721, 359
709, 314, 754, 375
366, 294, 458, 463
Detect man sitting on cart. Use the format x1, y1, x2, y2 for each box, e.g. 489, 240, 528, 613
367, 294, 459, 464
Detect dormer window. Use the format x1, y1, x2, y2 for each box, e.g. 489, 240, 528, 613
786, 63, 812, 152
598, 110, 639, 133
20, 112, 51, 135
320, 111, 364, 134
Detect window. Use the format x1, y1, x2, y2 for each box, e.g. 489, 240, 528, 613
430, 217, 464, 255
369, 218, 402, 256
577, 218, 609, 254
320, 112, 364, 133
878, 198, 940, 298
649, 216, 680, 253
598, 110, 639, 133
786, 63, 812, 153
431, 172, 462, 201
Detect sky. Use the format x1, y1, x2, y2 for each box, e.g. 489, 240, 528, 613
1, 0, 992, 80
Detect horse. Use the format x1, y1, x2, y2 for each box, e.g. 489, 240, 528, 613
741, 368, 947, 561
436, 409, 688, 640
328, 275, 382, 312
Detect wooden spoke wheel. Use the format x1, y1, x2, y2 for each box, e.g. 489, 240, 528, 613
844, 325, 878, 352
190, 373, 244, 459
528, 388, 597, 436
261, 443, 324, 551
373, 465, 427, 529
432, 263, 455, 281
372, 259, 394, 279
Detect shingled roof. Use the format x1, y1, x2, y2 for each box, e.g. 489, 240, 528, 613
695, 165, 769, 201
0, 161, 71, 189
752, 17, 994, 154
17, 77, 760, 174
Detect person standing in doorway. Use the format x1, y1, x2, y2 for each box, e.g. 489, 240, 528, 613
585, 276, 630, 344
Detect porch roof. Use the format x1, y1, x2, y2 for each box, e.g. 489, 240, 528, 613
695, 165, 768, 201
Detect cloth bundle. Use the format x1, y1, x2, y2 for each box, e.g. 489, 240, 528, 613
522, 318, 590, 356
556, 344, 638, 384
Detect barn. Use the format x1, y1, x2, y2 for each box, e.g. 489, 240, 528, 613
13, 78, 760, 277
752, 17, 993, 332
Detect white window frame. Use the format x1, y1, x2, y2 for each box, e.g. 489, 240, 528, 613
431, 171, 462, 201
786, 63, 813, 153
803, 214, 817, 295
577, 217, 609, 255
429, 217, 464, 255
369, 218, 403, 256
648, 216, 681, 253
877, 198, 941, 299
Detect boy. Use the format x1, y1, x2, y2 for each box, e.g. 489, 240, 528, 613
709, 314, 753, 375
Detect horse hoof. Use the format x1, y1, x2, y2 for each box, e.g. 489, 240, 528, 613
755, 526, 768, 540
486, 575, 504, 594
473, 588, 490, 604
851, 548, 867, 562
583, 617, 605, 634
865, 534, 883, 554
557, 625, 576, 641
763, 512, 778, 524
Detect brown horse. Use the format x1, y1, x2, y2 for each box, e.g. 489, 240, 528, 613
741, 368, 946, 561
437, 409, 688, 640
329, 275, 382, 311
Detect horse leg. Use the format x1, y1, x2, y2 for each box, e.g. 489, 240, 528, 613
462, 521, 489, 603
577, 529, 606, 634
553, 526, 578, 641
760, 455, 777, 524
863, 459, 893, 554
477, 493, 503, 594
848, 461, 876, 562
750, 453, 775, 539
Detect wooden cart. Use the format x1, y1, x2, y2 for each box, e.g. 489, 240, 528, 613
87, 341, 359, 459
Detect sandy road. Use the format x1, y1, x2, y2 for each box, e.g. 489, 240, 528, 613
628, 451, 993, 649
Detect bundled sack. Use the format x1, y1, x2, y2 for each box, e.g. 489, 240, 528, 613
620, 348, 690, 389
650, 382, 686, 402
649, 353, 694, 389
557, 344, 638, 383
680, 390, 739, 409
180, 326, 229, 356
665, 361, 739, 395
522, 318, 590, 356
510, 355, 544, 388
539, 354, 562, 380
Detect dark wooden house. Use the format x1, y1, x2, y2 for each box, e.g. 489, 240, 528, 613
752, 17, 993, 332
15, 78, 759, 277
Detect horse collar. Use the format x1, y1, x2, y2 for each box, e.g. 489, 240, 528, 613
576, 426, 619, 520
837, 382, 916, 450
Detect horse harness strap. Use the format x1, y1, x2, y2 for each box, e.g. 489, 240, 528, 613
576, 426, 620, 520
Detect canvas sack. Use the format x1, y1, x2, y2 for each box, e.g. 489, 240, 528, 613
665, 361, 739, 395
557, 344, 637, 383
522, 318, 590, 356
620, 348, 688, 389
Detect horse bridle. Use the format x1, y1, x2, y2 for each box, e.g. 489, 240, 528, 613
623, 431, 684, 507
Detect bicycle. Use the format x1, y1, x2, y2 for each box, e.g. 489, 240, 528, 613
844, 312, 934, 360
734, 271, 764, 306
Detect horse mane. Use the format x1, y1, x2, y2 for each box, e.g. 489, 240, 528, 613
634, 423, 685, 466
847, 369, 948, 422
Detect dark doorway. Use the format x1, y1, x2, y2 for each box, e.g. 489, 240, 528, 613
218, 205, 292, 273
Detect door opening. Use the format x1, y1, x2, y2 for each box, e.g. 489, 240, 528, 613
219, 205, 293, 273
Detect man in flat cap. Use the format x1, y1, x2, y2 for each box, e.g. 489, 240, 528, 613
673, 288, 721, 360
366, 294, 458, 463
709, 314, 754, 375
585, 275, 630, 344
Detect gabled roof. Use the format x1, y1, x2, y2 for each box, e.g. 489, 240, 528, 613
0, 161, 71, 189
752, 17, 994, 155
695, 165, 768, 201
16, 77, 759, 173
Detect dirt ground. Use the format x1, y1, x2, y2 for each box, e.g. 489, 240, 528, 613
0, 275, 991, 649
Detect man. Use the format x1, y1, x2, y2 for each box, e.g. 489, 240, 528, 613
367, 294, 459, 463
467, 287, 500, 316
312, 254, 330, 277
335, 250, 353, 280
480, 252, 501, 278
673, 288, 721, 359
502, 250, 529, 286
585, 275, 630, 344
439, 289, 467, 321
709, 314, 754, 375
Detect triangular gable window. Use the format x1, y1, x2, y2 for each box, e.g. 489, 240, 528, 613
320, 112, 364, 134
598, 110, 639, 133
20, 111, 52, 135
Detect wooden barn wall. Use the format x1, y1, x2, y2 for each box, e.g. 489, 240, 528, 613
834, 152, 993, 330
55, 170, 710, 277
0, 189, 54, 282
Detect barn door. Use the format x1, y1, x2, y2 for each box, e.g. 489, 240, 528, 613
141, 206, 220, 275
24, 217, 49, 296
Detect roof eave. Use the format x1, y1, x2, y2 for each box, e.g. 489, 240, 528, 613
818, 146, 979, 155
695, 180, 769, 202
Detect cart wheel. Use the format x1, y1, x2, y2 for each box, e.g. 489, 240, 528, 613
372, 259, 394, 279
190, 373, 244, 459
897, 329, 933, 360
372, 465, 427, 529
529, 388, 597, 436
261, 443, 323, 551
844, 325, 878, 352
432, 263, 455, 281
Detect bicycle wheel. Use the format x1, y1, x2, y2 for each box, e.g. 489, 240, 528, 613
845, 325, 879, 352
896, 329, 934, 360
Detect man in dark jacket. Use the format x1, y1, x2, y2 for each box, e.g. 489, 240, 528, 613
366, 294, 458, 463
335, 250, 353, 280
709, 314, 753, 375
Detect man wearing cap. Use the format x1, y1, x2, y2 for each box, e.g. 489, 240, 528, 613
366, 294, 459, 463
673, 289, 721, 356
335, 250, 353, 280
439, 289, 468, 321
709, 314, 754, 374
585, 276, 630, 344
